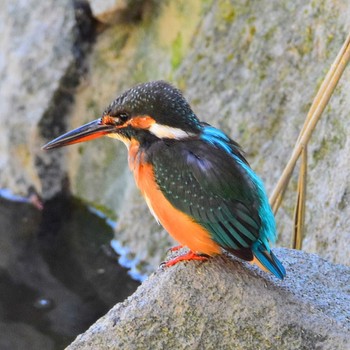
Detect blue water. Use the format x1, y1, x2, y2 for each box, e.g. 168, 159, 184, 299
87, 206, 147, 282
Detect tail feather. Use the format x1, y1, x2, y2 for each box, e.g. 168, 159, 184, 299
252, 241, 286, 280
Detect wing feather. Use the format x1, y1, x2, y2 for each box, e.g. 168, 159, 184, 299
149, 138, 261, 253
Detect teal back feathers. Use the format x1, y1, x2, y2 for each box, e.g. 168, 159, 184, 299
200, 126, 286, 280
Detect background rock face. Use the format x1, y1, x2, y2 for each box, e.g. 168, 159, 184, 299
66, 249, 350, 350
1, 0, 350, 272
0, 0, 75, 197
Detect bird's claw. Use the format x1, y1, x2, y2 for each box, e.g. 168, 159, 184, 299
166, 245, 184, 253
161, 250, 209, 268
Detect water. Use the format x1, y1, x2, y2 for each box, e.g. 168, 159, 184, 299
0, 194, 140, 350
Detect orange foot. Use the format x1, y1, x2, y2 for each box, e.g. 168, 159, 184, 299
164, 251, 209, 267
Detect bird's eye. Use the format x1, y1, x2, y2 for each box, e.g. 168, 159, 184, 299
118, 113, 129, 122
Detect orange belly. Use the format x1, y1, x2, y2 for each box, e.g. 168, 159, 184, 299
128, 142, 220, 256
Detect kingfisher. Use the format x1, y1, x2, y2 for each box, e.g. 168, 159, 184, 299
43, 80, 286, 280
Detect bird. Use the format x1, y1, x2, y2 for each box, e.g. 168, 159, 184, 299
42, 80, 286, 280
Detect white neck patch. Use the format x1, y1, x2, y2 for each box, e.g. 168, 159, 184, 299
149, 123, 195, 139
107, 133, 131, 148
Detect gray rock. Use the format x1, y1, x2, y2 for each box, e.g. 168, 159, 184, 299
66, 248, 350, 350
0, 0, 76, 198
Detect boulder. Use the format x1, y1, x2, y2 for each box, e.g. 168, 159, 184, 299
66, 248, 350, 350
0, 0, 76, 198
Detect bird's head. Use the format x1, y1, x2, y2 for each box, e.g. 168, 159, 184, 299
42, 81, 202, 150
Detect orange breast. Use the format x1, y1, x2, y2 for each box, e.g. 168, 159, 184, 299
128, 141, 221, 256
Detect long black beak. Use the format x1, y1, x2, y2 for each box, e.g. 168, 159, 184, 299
42, 119, 116, 150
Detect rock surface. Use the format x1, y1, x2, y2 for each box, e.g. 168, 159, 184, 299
0, 0, 76, 198
66, 248, 350, 350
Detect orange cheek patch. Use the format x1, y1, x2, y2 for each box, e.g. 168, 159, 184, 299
129, 116, 155, 129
